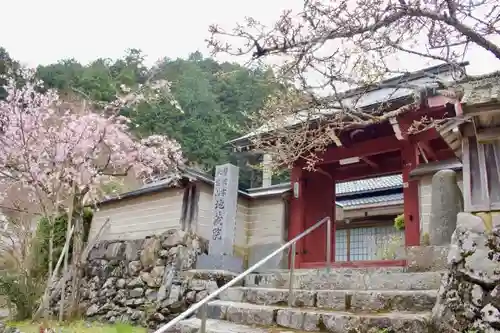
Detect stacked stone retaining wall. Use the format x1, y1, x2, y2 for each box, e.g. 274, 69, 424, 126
50, 229, 235, 329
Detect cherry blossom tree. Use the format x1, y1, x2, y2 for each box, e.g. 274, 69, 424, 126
0, 68, 184, 318
208, 0, 500, 170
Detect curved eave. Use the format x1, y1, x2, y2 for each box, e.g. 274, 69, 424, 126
227, 62, 469, 151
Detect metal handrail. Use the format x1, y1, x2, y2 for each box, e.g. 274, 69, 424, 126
153, 215, 332, 333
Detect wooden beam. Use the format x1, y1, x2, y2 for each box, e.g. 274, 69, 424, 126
317, 136, 402, 164
475, 126, 500, 144
408, 128, 440, 143
419, 142, 437, 161
335, 159, 402, 182
361, 156, 378, 168
330, 131, 343, 146
390, 117, 404, 140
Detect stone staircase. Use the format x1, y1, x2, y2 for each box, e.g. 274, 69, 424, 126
172, 267, 444, 333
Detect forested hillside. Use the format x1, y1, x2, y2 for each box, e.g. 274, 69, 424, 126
0, 47, 286, 188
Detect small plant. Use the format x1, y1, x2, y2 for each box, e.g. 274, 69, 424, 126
421, 232, 430, 245
377, 234, 404, 260
394, 214, 405, 230
376, 329, 394, 333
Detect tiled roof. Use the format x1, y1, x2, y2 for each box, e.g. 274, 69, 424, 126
337, 192, 403, 208
336, 174, 402, 196
460, 74, 500, 106
228, 63, 468, 146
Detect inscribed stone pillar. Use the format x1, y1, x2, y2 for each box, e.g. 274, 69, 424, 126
196, 163, 244, 272
429, 169, 463, 245
209, 163, 239, 255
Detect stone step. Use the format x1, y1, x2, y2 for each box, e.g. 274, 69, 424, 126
205, 300, 431, 333
244, 270, 444, 290
220, 287, 437, 312
173, 318, 320, 333
171, 318, 268, 333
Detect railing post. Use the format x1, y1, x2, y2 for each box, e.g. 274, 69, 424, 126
288, 242, 296, 307
326, 217, 332, 273
200, 303, 208, 333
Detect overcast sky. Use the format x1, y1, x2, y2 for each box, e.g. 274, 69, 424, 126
1, 0, 499, 76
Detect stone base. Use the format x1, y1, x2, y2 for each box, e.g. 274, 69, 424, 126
196, 254, 244, 273
406, 245, 449, 272
248, 242, 287, 272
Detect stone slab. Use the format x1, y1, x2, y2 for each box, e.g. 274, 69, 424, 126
316, 289, 437, 312
168, 318, 269, 333
244, 270, 445, 290
219, 287, 437, 312
181, 269, 239, 281
406, 245, 449, 272
220, 287, 315, 307
196, 254, 244, 273
205, 300, 431, 333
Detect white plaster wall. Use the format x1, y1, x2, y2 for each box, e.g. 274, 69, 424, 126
89, 189, 184, 241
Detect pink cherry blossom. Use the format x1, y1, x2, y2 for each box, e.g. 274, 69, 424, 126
0, 69, 184, 211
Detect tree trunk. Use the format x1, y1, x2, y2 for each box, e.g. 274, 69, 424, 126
32, 225, 75, 321
68, 202, 84, 318
48, 216, 54, 279
59, 191, 76, 322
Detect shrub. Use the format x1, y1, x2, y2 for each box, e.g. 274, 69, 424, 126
0, 218, 46, 320
393, 214, 405, 230
34, 208, 93, 276
0, 269, 45, 320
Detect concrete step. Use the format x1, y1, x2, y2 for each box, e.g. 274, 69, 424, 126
205, 300, 431, 333
244, 270, 444, 290
220, 287, 437, 312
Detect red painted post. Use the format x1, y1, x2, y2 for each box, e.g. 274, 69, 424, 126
401, 143, 421, 246
289, 163, 305, 268
331, 176, 336, 264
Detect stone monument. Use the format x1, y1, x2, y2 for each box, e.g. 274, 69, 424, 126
429, 169, 463, 245
196, 163, 244, 272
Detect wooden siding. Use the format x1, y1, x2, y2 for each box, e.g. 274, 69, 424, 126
89, 188, 184, 241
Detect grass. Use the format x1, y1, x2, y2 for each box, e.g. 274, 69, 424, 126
5, 321, 147, 333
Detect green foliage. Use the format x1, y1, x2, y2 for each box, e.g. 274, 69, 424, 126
34, 208, 93, 276
0, 221, 46, 320
0, 47, 21, 100
376, 329, 392, 333
394, 214, 405, 230
0, 271, 45, 320
34, 49, 285, 189
7, 320, 146, 333
421, 232, 430, 245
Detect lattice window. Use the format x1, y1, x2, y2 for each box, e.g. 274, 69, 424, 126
335, 225, 404, 262
463, 136, 500, 212
335, 229, 348, 261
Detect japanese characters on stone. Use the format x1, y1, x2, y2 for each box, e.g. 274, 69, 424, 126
212, 165, 228, 241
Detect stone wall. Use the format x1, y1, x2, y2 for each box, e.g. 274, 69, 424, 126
432, 213, 500, 332
50, 229, 235, 329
